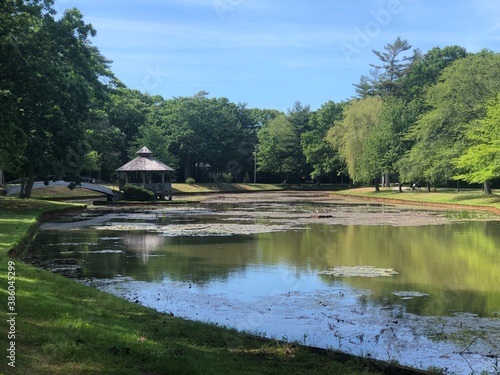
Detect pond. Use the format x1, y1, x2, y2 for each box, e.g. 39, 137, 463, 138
27, 193, 500, 374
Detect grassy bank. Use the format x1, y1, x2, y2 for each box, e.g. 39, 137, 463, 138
0, 196, 411, 375
335, 187, 500, 214
172, 182, 283, 194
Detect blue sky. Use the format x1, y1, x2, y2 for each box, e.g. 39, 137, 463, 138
55, 0, 500, 111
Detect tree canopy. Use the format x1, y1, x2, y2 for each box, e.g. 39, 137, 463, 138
1, 5, 499, 197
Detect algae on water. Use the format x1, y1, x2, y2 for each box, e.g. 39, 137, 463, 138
319, 265, 399, 277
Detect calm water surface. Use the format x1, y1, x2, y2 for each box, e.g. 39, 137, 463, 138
28, 201, 500, 373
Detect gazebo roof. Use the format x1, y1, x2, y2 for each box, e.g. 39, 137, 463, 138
115, 147, 175, 172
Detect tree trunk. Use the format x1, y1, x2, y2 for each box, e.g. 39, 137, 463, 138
484, 180, 492, 195
374, 178, 380, 192
183, 158, 191, 181
398, 182, 402, 192
384, 172, 390, 188
19, 169, 36, 199
427, 182, 431, 192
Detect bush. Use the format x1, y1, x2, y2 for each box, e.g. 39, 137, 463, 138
122, 184, 155, 201
243, 172, 251, 184
222, 173, 233, 183
186, 177, 195, 185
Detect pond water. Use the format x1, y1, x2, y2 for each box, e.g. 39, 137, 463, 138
27, 197, 500, 374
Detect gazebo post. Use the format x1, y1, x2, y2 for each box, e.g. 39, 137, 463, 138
161, 172, 165, 199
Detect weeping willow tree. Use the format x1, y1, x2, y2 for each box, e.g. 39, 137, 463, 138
326, 96, 383, 190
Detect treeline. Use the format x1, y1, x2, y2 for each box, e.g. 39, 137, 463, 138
1, 2, 499, 198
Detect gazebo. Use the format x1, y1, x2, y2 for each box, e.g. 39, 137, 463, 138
116, 147, 175, 200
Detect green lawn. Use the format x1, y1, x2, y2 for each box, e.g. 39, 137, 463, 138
334, 187, 500, 212
172, 182, 283, 193
0, 196, 393, 375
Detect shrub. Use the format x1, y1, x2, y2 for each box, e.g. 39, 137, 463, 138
185, 177, 195, 185
122, 184, 155, 201
222, 173, 233, 183
243, 172, 251, 184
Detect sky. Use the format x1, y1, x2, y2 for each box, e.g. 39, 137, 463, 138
55, 0, 500, 112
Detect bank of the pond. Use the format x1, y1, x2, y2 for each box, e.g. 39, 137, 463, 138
0, 196, 430, 375
334, 187, 500, 216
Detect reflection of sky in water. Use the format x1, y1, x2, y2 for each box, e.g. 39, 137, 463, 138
188, 264, 330, 303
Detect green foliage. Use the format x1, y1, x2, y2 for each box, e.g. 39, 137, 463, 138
158, 96, 250, 181
257, 102, 310, 182
301, 101, 346, 182
222, 172, 233, 183
185, 177, 196, 184
401, 51, 500, 186
80, 150, 101, 175
327, 97, 383, 184
354, 37, 416, 98
454, 93, 500, 186
122, 184, 155, 201
0, 2, 112, 196
402, 45, 467, 101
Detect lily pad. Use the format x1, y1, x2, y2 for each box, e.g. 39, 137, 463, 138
319, 265, 399, 277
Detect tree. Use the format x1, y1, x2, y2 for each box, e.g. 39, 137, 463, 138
401, 50, 500, 190
301, 101, 345, 183
453, 93, 500, 194
80, 150, 101, 178
257, 114, 296, 180
376, 97, 421, 189
326, 97, 383, 190
402, 45, 467, 102
107, 88, 152, 164
0, 90, 26, 173
354, 37, 416, 98
83, 108, 124, 181
256, 102, 311, 183
0, 3, 112, 197
286, 101, 311, 183
160, 96, 246, 181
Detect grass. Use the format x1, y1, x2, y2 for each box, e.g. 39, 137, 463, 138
334, 187, 500, 213
0, 196, 392, 375
30, 186, 105, 200
171, 182, 283, 194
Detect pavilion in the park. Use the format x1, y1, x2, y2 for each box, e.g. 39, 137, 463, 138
116, 146, 175, 200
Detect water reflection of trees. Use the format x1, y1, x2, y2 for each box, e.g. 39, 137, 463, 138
33, 220, 500, 316
257, 223, 500, 316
